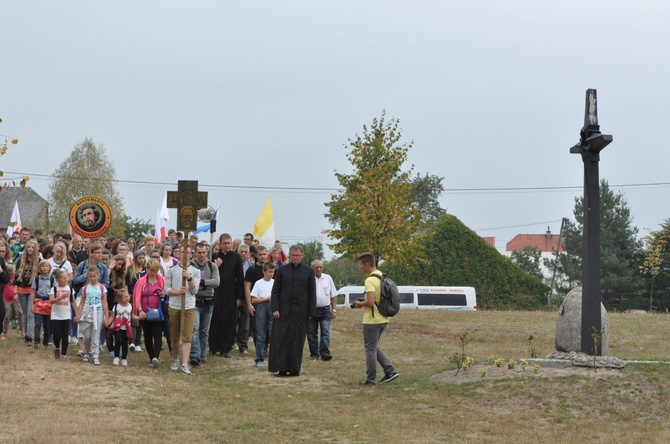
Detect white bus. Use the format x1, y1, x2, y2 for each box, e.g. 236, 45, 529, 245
336, 285, 477, 311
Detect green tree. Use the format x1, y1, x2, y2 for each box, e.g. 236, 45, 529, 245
48, 138, 125, 235
0, 117, 28, 190
299, 239, 324, 266
640, 222, 670, 311
382, 214, 548, 309
410, 172, 446, 227
323, 255, 366, 288
546, 179, 645, 309
118, 214, 153, 242
509, 247, 545, 281
325, 111, 421, 265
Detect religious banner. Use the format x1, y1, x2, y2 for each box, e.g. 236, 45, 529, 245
69, 196, 112, 238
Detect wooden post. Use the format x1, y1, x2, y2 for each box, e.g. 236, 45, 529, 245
166, 181, 208, 345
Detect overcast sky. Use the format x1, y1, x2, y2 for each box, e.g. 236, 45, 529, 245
3, 1, 670, 258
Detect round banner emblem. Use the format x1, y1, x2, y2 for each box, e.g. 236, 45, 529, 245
69, 197, 112, 238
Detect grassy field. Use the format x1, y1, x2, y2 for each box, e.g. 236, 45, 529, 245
1, 310, 669, 443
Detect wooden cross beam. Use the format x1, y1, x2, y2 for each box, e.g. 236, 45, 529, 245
166, 180, 208, 338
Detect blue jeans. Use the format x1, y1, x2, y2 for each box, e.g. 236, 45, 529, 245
308, 307, 332, 358
190, 304, 213, 363
18, 293, 34, 340
363, 323, 396, 384
34, 313, 51, 346
254, 302, 272, 363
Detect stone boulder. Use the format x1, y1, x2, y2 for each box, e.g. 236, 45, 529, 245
555, 287, 609, 354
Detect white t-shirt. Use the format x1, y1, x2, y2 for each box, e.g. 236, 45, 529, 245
48, 257, 73, 276
250, 279, 274, 300
49, 285, 72, 321
112, 303, 133, 330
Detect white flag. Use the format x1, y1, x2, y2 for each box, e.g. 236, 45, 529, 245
7, 200, 22, 237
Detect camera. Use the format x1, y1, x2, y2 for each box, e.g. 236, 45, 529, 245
350, 296, 365, 309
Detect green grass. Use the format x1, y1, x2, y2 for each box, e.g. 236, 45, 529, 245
1, 310, 669, 443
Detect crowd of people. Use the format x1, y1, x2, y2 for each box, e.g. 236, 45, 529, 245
0, 226, 398, 384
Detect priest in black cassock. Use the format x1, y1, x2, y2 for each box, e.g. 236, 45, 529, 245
209, 234, 245, 357
268, 244, 316, 376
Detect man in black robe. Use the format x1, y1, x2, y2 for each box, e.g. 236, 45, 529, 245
209, 233, 244, 358
268, 244, 316, 376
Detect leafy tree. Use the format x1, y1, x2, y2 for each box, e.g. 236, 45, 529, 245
118, 214, 153, 242
640, 222, 670, 311
546, 179, 645, 309
409, 172, 446, 226
509, 247, 544, 281
0, 117, 28, 190
382, 214, 548, 309
325, 111, 421, 265
298, 239, 324, 266
48, 138, 125, 235
323, 255, 366, 288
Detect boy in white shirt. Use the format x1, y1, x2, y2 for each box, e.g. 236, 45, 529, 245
250, 262, 275, 368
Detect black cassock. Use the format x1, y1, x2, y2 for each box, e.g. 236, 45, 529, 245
209, 250, 244, 354
268, 262, 316, 375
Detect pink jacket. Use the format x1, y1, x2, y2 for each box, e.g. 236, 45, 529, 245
132, 273, 165, 317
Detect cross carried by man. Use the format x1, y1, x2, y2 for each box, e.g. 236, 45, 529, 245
167, 181, 208, 371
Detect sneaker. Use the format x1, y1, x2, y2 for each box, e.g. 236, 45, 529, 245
379, 372, 399, 384
134, 345, 142, 352
113, 357, 120, 366
1, 334, 7, 340
76, 350, 85, 357
180, 364, 192, 375
33, 343, 40, 349
321, 354, 333, 361
121, 359, 128, 367
54, 349, 61, 360
190, 358, 200, 367
93, 358, 100, 365
255, 361, 264, 368
60, 355, 68, 361
170, 359, 180, 371
151, 358, 159, 368
358, 380, 376, 386
82, 354, 89, 362
109, 352, 115, 359
129, 343, 136, 351
240, 349, 249, 355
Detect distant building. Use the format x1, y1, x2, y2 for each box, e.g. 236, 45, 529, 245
503, 227, 565, 281
481, 236, 495, 248
0, 187, 49, 233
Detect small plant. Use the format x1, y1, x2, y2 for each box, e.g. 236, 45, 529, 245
591, 327, 604, 373
520, 359, 528, 371
449, 331, 473, 375
487, 354, 495, 365
494, 357, 504, 367
532, 363, 540, 374
528, 335, 538, 358
462, 356, 474, 370
507, 359, 516, 370
480, 368, 487, 378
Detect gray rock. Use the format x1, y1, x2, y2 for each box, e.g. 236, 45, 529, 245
555, 287, 609, 354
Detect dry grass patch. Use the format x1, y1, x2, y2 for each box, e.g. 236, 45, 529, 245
1, 310, 670, 443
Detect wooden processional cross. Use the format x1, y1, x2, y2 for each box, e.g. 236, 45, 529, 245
167, 180, 208, 334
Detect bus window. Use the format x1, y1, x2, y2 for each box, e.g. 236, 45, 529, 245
417, 293, 467, 306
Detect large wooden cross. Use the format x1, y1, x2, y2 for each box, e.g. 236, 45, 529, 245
569, 89, 613, 356
167, 181, 208, 337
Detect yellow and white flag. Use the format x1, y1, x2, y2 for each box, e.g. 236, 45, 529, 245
253, 197, 275, 249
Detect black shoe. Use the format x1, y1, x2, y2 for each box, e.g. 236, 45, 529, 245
221, 352, 231, 358
321, 355, 332, 361
190, 358, 200, 367
288, 372, 300, 377
359, 380, 376, 386
276, 371, 289, 377
379, 372, 399, 384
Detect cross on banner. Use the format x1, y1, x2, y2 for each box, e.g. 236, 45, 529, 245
166, 180, 208, 336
